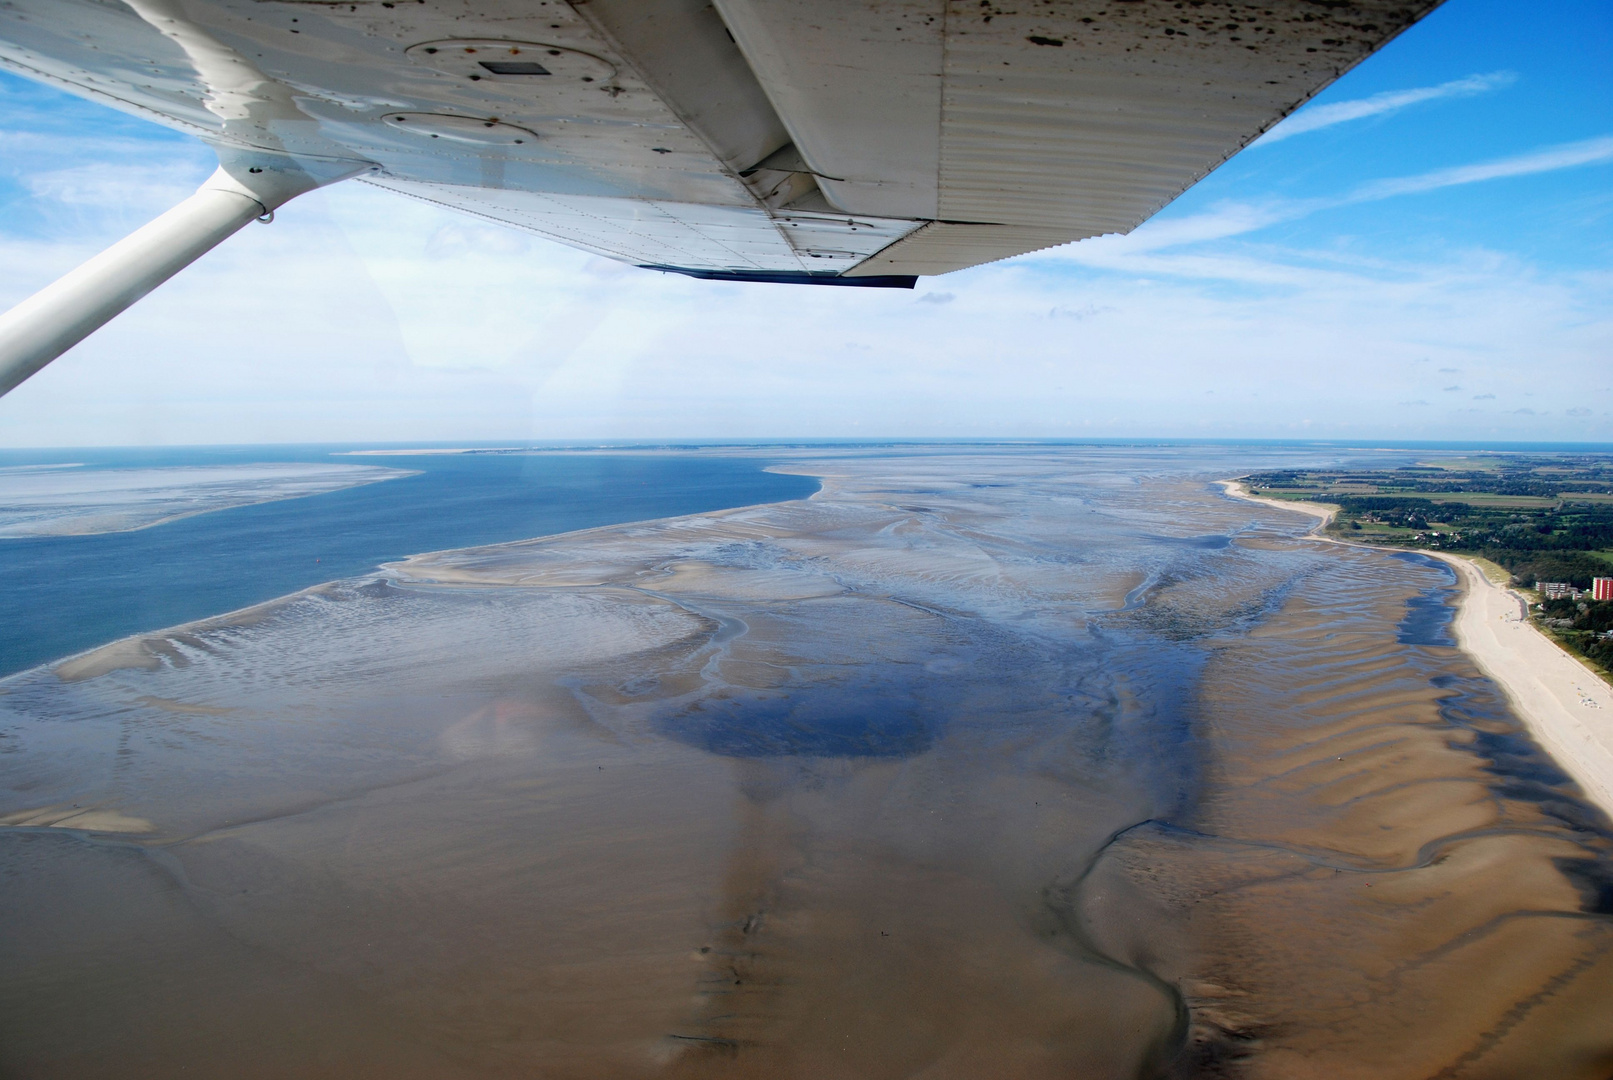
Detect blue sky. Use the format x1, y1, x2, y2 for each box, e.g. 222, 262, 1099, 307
0, 0, 1609, 446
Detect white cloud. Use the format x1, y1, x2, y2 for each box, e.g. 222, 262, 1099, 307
1043, 134, 1613, 286
0, 130, 213, 243
1, 107, 1610, 445
4, 173, 1607, 446
1353, 135, 1613, 201
26, 158, 178, 197
1253, 72, 1516, 146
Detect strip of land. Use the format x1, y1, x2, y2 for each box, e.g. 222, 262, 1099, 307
0, 462, 415, 537
1223, 479, 1613, 816
1219, 479, 1335, 527
337, 447, 527, 456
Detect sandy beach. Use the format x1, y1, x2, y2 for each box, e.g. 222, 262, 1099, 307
1217, 479, 1337, 527
1429, 552, 1613, 812
1222, 478, 1613, 817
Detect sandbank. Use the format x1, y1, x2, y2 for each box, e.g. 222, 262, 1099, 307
1222, 477, 1613, 817
337, 447, 526, 456
0, 462, 416, 538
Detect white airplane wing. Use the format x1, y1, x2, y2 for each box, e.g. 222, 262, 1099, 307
0, 0, 1440, 392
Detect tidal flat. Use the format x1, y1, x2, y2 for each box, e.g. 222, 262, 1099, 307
1, 448, 1610, 1078
0, 461, 414, 538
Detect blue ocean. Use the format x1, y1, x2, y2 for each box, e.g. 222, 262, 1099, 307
0, 445, 817, 678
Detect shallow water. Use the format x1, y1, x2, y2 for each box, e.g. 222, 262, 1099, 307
1, 447, 1609, 1078
0, 447, 818, 678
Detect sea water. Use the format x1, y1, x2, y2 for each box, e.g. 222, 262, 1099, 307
0, 446, 818, 678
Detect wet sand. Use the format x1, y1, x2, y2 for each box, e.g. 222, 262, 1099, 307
1221, 479, 1613, 817
1, 450, 1610, 1078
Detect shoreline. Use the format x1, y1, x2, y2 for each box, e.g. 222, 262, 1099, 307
0, 457, 821, 683
1221, 478, 1613, 817
0, 463, 416, 539
4, 476, 832, 687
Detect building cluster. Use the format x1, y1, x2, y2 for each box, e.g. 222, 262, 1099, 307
1540, 577, 1613, 602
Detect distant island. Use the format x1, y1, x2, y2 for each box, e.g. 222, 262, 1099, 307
1242, 454, 1613, 678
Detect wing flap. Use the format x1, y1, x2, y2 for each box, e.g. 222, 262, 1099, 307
370, 180, 925, 276
843, 223, 1085, 278
718, 0, 1442, 264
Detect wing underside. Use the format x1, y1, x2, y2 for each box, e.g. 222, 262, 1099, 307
0, 0, 1440, 283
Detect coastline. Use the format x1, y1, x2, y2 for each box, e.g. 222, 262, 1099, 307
0, 463, 417, 539
1221, 478, 1613, 817
1217, 479, 1336, 529
0, 453, 817, 682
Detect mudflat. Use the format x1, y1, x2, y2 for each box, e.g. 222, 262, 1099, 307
1, 449, 1609, 1078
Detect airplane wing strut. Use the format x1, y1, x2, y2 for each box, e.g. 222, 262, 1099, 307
0, 154, 358, 398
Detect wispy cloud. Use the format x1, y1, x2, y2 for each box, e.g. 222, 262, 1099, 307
1253, 72, 1516, 146
1047, 134, 1613, 282
1353, 135, 1613, 200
